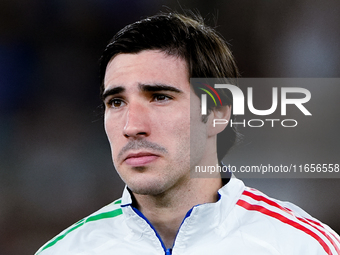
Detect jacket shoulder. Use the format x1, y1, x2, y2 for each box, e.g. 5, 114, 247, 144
35, 198, 124, 255
234, 187, 340, 255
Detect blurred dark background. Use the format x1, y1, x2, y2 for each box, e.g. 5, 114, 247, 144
0, 0, 339, 254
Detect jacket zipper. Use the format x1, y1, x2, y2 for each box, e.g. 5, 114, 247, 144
130, 205, 193, 255
130, 206, 170, 254
165, 248, 172, 255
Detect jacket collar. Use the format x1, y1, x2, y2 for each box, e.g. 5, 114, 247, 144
120, 177, 245, 239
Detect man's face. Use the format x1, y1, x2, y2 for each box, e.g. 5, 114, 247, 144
103, 50, 208, 195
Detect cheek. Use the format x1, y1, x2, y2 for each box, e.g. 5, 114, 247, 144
169, 108, 192, 150
164, 107, 190, 132
104, 115, 112, 141
189, 103, 208, 165
151, 107, 190, 152
104, 114, 121, 151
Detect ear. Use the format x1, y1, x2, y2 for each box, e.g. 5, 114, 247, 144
207, 105, 232, 137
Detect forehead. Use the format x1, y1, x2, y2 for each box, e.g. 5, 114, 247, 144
103, 50, 189, 91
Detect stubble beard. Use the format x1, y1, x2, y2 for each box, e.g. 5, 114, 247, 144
123, 161, 190, 197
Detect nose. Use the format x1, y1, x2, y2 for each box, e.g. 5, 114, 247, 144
123, 101, 150, 138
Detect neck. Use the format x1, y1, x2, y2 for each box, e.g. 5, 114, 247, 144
132, 177, 223, 249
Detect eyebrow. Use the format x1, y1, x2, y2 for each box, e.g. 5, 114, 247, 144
139, 84, 183, 94
102, 83, 183, 101
102, 86, 125, 101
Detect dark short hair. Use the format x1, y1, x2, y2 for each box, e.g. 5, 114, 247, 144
99, 12, 240, 161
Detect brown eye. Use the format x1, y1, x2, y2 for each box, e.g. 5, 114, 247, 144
108, 99, 126, 108
153, 94, 172, 102
112, 99, 122, 107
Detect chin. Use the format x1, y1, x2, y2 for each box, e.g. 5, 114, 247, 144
118, 164, 184, 196
126, 176, 169, 196
128, 184, 167, 196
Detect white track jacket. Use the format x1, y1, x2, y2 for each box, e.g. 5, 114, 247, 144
35, 177, 340, 255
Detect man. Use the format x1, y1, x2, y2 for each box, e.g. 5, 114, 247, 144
35, 13, 340, 255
